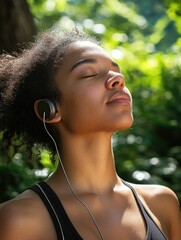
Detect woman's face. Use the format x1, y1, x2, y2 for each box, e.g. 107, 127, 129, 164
54, 41, 133, 134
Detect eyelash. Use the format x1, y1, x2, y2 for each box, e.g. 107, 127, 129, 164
82, 74, 99, 79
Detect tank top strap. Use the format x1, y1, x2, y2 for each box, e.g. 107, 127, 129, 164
121, 179, 168, 240
30, 181, 83, 240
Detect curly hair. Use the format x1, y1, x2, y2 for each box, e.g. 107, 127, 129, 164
0, 27, 98, 153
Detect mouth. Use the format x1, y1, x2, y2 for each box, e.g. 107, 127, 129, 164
107, 91, 131, 105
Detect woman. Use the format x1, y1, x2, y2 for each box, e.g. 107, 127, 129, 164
0, 28, 180, 240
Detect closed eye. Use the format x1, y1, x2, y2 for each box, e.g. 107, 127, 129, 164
82, 74, 99, 79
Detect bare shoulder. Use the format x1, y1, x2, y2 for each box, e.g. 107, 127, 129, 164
0, 190, 56, 240
131, 182, 181, 239
132, 182, 179, 204
132, 183, 181, 214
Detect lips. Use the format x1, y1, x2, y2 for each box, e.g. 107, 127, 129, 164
107, 92, 131, 105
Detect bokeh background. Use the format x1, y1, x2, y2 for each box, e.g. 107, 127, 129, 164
0, 0, 181, 203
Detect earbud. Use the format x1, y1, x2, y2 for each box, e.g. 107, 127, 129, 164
36, 99, 57, 120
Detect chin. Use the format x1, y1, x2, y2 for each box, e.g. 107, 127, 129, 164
116, 117, 134, 131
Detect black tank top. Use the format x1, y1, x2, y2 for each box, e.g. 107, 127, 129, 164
30, 181, 168, 240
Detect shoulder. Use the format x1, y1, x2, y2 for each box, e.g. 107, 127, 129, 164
131, 182, 181, 239
0, 190, 56, 240
132, 183, 180, 210
132, 182, 179, 202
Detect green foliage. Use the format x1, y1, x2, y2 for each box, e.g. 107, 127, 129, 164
0, 161, 37, 202
0, 133, 55, 202
1, 0, 181, 203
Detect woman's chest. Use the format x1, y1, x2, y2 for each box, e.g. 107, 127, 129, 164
61, 194, 147, 240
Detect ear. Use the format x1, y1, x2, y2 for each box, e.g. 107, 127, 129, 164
34, 99, 61, 123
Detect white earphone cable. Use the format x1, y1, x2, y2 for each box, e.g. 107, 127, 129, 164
43, 113, 104, 240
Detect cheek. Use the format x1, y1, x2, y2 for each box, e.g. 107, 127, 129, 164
72, 83, 103, 111
60, 86, 104, 133
74, 88, 103, 120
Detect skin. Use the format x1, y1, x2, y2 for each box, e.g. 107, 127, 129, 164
0, 41, 181, 240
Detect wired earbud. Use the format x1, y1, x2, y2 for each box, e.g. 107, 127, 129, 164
36, 99, 57, 120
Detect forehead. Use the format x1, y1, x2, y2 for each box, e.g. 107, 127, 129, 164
66, 41, 106, 55
61, 41, 111, 69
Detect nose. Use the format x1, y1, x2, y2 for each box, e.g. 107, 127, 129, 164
106, 72, 125, 90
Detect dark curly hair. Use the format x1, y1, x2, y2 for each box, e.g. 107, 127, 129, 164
0, 27, 98, 153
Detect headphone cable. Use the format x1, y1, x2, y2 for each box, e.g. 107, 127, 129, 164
43, 113, 105, 240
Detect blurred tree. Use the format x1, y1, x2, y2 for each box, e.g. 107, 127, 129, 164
0, 0, 36, 53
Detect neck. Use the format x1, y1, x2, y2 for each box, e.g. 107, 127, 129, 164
50, 131, 120, 195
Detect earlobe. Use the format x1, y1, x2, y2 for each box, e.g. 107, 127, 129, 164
47, 111, 61, 123
34, 99, 61, 123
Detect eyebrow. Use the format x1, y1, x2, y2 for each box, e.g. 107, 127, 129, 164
70, 58, 119, 72
70, 58, 96, 72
